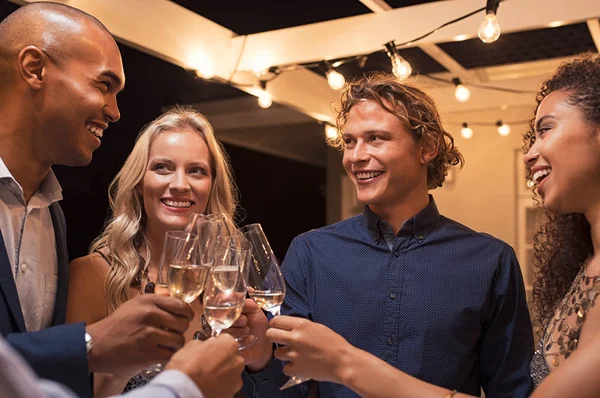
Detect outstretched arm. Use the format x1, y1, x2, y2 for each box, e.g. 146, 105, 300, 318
266, 316, 477, 398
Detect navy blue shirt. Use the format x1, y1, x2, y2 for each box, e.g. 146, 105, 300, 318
245, 197, 533, 398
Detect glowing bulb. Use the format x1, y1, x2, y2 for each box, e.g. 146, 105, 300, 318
460, 123, 473, 139
325, 124, 338, 140
327, 70, 345, 91
258, 90, 272, 109
392, 55, 412, 80
454, 84, 471, 103
478, 12, 501, 43
187, 50, 215, 80
497, 121, 510, 136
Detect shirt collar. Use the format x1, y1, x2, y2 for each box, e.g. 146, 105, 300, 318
0, 156, 63, 205
363, 194, 440, 243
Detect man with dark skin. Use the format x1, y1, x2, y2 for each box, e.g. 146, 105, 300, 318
0, 3, 244, 397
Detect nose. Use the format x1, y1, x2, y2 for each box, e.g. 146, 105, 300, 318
169, 170, 190, 192
523, 140, 539, 167
104, 95, 121, 123
350, 141, 369, 164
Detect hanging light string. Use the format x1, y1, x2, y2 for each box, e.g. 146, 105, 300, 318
190, 1, 510, 108
424, 74, 537, 95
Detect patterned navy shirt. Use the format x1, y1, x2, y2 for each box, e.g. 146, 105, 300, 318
244, 196, 534, 398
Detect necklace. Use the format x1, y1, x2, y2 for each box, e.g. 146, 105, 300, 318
543, 262, 600, 366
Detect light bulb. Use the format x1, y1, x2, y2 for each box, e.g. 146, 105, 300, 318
460, 123, 473, 139
454, 84, 471, 102
258, 90, 272, 109
392, 55, 412, 80
327, 70, 345, 91
497, 121, 510, 136
478, 12, 501, 43
187, 50, 216, 80
325, 124, 338, 140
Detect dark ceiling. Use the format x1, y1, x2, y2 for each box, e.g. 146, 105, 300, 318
171, 0, 439, 35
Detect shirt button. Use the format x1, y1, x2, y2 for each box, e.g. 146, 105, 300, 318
394, 251, 400, 257
389, 293, 396, 299
387, 338, 393, 346
21, 263, 27, 273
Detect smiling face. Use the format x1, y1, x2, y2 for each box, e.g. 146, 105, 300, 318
141, 128, 213, 234
42, 23, 125, 166
342, 100, 429, 214
525, 90, 600, 214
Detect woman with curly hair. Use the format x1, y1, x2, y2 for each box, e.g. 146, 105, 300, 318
65, 106, 240, 396
263, 54, 600, 398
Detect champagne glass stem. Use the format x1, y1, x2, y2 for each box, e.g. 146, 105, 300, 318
211, 328, 222, 337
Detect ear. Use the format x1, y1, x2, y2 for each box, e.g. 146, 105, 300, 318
420, 135, 438, 166
17, 46, 47, 90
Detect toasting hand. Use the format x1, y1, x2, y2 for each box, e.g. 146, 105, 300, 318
85, 294, 194, 375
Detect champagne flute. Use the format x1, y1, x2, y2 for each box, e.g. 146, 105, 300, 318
142, 231, 204, 380
240, 223, 308, 390
203, 236, 251, 344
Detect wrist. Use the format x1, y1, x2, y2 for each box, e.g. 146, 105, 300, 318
85, 324, 103, 373
246, 344, 275, 373
336, 345, 361, 386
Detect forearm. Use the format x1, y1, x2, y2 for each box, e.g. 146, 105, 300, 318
339, 347, 476, 398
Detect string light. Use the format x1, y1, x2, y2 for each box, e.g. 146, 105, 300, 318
257, 80, 272, 109
385, 41, 412, 80
496, 120, 511, 136
478, 0, 501, 43
326, 69, 346, 91
186, 49, 215, 80
452, 78, 471, 102
460, 123, 474, 139
324, 124, 338, 140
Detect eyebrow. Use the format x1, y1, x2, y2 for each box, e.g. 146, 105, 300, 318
149, 158, 210, 169
535, 115, 556, 131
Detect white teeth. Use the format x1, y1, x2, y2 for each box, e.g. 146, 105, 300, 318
87, 124, 104, 139
162, 199, 192, 208
356, 171, 384, 180
532, 169, 551, 184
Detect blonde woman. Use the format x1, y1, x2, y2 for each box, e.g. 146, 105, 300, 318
66, 106, 239, 396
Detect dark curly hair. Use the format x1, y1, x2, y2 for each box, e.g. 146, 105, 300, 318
332, 73, 464, 189
523, 53, 600, 330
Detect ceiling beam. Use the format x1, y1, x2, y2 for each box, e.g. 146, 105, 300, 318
417, 43, 480, 83
232, 0, 600, 71
587, 18, 600, 53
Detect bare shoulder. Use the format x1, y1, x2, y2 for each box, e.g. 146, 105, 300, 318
69, 251, 111, 279
67, 252, 111, 324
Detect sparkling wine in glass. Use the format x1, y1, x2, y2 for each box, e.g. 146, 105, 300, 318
142, 231, 201, 380
167, 263, 210, 303
240, 223, 308, 390
203, 264, 246, 337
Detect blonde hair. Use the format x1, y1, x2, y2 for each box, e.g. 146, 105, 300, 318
91, 106, 239, 313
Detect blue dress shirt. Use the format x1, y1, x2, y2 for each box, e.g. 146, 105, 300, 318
245, 196, 534, 398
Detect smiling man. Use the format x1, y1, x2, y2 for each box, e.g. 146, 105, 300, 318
244, 74, 534, 398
